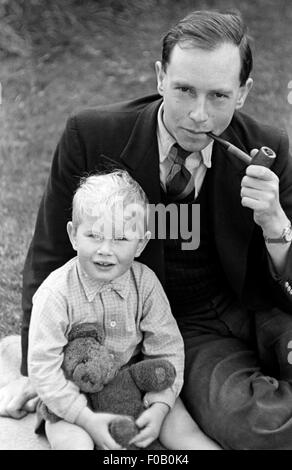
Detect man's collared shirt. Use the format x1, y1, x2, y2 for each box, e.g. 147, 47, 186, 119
157, 103, 213, 198
28, 257, 184, 423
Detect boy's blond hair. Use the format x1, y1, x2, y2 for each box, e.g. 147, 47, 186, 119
72, 171, 149, 235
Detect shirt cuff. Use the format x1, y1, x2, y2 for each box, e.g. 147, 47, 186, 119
59, 394, 88, 424
267, 242, 292, 281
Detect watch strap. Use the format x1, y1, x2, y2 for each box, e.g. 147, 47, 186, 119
264, 222, 292, 244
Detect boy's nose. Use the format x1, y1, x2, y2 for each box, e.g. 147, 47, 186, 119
97, 239, 113, 255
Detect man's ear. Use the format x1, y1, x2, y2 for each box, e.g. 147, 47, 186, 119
67, 221, 77, 251
155, 61, 165, 96
135, 231, 151, 258
235, 77, 253, 109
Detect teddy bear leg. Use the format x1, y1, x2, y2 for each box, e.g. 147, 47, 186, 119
109, 416, 138, 448
130, 359, 176, 392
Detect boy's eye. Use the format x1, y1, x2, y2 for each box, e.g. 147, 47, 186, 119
114, 236, 128, 242
89, 233, 103, 240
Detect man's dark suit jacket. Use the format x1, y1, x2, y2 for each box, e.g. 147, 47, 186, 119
21, 94, 292, 375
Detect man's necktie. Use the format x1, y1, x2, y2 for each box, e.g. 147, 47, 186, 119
166, 145, 197, 201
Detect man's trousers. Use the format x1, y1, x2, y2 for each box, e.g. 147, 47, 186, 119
179, 292, 292, 449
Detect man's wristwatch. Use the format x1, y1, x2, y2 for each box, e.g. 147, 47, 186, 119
264, 222, 292, 244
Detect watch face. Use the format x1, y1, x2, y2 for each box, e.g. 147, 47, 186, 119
284, 228, 292, 242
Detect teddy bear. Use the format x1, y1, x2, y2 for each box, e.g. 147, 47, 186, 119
39, 322, 176, 449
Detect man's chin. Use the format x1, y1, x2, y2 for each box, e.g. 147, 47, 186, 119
183, 136, 212, 152
177, 129, 210, 149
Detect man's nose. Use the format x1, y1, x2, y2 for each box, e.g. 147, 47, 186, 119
97, 239, 113, 255
189, 97, 209, 123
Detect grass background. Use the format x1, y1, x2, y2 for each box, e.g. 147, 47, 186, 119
0, 0, 291, 338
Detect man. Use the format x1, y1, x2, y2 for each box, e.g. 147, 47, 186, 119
1, 10, 292, 449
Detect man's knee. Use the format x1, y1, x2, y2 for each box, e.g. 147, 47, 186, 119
184, 374, 292, 449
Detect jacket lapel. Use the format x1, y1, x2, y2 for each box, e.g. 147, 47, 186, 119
119, 98, 163, 205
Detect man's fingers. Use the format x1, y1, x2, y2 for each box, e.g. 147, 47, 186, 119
250, 148, 258, 158
241, 197, 269, 211
245, 164, 278, 181
241, 175, 277, 191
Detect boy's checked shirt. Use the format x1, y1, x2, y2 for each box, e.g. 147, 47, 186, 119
28, 257, 184, 423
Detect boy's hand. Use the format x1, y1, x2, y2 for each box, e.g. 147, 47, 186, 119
0, 377, 38, 419
75, 407, 126, 450
129, 402, 169, 448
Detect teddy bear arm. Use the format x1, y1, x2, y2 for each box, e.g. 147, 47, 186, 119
130, 358, 176, 392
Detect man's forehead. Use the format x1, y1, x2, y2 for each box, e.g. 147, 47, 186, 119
167, 41, 241, 85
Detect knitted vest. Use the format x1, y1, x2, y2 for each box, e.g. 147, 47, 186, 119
161, 171, 230, 317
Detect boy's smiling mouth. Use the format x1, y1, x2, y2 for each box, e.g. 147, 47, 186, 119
94, 261, 115, 267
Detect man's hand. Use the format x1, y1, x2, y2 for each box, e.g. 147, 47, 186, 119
0, 376, 38, 419
129, 402, 169, 448
241, 163, 288, 237
75, 407, 126, 450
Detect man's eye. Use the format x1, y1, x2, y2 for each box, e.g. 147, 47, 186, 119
178, 87, 191, 93
214, 92, 228, 100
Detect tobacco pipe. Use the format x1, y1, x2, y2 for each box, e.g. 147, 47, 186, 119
207, 132, 276, 168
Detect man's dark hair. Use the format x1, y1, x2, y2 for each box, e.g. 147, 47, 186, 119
162, 10, 253, 86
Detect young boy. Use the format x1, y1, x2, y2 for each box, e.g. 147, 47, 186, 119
28, 170, 220, 450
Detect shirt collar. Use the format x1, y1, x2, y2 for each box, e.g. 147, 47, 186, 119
76, 259, 130, 302
157, 103, 213, 168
